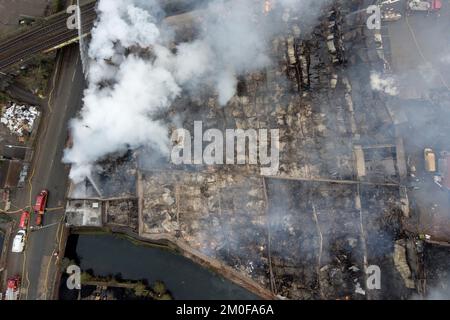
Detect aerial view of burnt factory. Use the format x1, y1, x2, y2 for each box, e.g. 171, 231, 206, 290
0, 0, 449, 304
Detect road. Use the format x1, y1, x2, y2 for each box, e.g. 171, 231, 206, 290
5, 44, 84, 299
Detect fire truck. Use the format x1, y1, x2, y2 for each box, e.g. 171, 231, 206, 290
34, 189, 48, 226
19, 210, 30, 229
4, 276, 20, 300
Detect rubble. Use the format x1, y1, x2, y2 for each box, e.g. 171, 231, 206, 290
0, 103, 39, 137
138, 170, 270, 287
106, 199, 139, 231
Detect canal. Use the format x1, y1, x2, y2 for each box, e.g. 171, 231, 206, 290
60, 234, 260, 300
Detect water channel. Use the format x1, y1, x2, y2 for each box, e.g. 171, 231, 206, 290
60, 233, 259, 300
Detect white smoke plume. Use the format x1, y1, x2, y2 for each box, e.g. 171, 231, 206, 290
441, 55, 450, 64
370, 72, 399, 96
64, 0, 329, 183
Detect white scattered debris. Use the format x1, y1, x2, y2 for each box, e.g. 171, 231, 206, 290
355, 282, 366, 295
370, 72, 399, 96
349, 265, 360, 272
1, 103, 39, 137
382, 10, 402, 22
434, 175, 443, 188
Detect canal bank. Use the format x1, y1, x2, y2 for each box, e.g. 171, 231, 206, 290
60, 233, 260, 300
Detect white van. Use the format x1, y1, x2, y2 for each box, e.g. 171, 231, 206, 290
11, 230, 26, 253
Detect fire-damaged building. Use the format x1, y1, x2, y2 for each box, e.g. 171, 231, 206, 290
64, 0, 449, 300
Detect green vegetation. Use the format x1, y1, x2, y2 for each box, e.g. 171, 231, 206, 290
152, 281, 173, 300
78, 272, 173, 300
133, 282, 152, 297
153, 281, 167, 295
80, 272, 95, 284
16, 53, 56, 98
50, 0, 65, 14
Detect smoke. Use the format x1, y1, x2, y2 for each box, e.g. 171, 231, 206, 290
423, 285, 450, 300
64, 0, 329, 182
411, 278, 450, 300
370, 72, 399, 96
155, 0, 273, 104
440, 54, 450, 65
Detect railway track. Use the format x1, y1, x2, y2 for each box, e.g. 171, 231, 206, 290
0, 2, 97, 54
0, 2, 97, 72
0, 19, 95, 70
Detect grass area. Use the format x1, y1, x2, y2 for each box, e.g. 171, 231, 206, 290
50, 0, 65, 15
15, 53, 56, 98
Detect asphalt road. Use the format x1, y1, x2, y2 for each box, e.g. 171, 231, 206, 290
5, 44, 84, 300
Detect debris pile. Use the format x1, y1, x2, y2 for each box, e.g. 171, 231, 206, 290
106, 199, 139, 231
139, 170, 270, 287
1, 103, 39, 137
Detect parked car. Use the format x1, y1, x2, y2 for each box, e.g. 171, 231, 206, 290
11, 230, 26, 253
